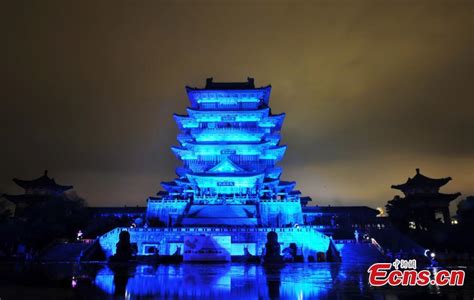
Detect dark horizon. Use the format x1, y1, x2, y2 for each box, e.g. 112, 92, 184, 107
1, 0, 473, 209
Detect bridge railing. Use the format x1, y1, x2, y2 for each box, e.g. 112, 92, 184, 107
100, 225, 337, 239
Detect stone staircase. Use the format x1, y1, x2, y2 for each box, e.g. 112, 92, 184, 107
336, 242, 386, 264
369, 228, 426, 254
38, 241, 94, 262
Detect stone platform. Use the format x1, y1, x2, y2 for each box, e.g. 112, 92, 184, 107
99, 226, 331, 260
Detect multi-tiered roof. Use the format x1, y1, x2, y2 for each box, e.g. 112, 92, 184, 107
391, 168, 460, 202
160, 78, 299, 203
2, 170, 73, 207
388, 168, 461, 227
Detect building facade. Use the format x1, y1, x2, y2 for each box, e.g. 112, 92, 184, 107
387, 168, 461, 230
147, 77, 303, 227
99, 78, 330, 258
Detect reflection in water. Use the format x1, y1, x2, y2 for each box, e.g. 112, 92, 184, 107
1, 262, 473, 299
111, 264, 134, 297
94, 263, 352, 299
263, 265, 282, 298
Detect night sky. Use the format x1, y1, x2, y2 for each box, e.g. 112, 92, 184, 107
1, 0, 473, 210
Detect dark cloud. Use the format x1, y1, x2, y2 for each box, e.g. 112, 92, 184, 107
1, 0, 473, 208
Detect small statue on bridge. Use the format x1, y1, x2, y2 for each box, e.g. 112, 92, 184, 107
354, 229, 359, 243
264, 231, 282, 264
111, 230, 133, 262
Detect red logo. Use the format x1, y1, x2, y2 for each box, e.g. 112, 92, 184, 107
368, 261, 465, 287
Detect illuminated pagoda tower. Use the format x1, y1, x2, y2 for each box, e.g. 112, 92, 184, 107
147, 77, 303, 227
99, 78, 329, 258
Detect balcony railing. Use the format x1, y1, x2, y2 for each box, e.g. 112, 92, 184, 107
104, 225, 336, 234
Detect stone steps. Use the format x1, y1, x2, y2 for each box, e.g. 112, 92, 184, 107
337, 242, 386, 264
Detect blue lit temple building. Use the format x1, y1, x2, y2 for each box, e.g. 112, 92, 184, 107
150, 77, 302, 227
99, 78, 331, 259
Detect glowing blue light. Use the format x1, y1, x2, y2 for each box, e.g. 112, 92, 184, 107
170, 99, 288, 193
94, 264, 343, 298
94, 267, 115, 294
144, 82, 306, 225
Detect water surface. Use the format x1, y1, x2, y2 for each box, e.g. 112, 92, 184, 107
0, 262, 472, 299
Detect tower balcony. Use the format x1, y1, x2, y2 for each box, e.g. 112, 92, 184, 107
186, 107, 270, 122
185, 85, 272, 109
179, 141, 276, 156
174, 110, 285, 131
193, 194, 258, 204
177, 133, 282, 146
191, 128, 266, 142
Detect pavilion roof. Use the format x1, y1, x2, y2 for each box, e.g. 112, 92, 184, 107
391, 168, 452, 191
12, 170, 73, 193
188, 77, 260, 90
185, 78, 272, 108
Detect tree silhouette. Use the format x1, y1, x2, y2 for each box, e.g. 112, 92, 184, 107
0, 192, 88, 251
386, 196, 410, 231
457, 196, 474, 227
